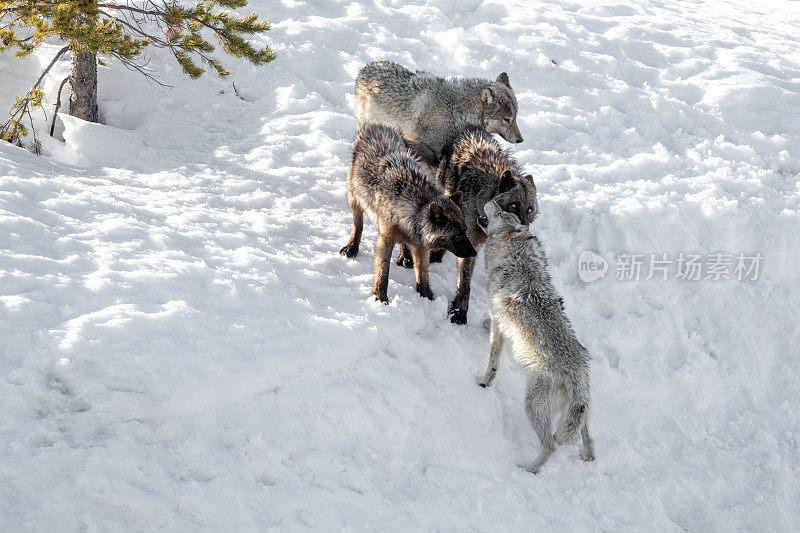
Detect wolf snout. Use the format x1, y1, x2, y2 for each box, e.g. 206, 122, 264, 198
516, 137, 524, 143
453, 241, 477, 258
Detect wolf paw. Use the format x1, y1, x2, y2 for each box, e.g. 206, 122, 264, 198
580, 449, 595, 462
519, 463, 542, 475
416, 284, 434, 300
449, 308, 468, 325
372, 289, 389, 305
339, 244, 358, 258
396, 252, 414, 269
477, 370, 496, 388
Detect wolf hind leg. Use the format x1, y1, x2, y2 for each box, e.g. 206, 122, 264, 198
554, 381, 589, 446
523, 374, 557, 474
477, 318, 503, 388
339, 200, 363, 258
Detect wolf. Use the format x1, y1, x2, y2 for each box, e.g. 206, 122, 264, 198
354, 61, 523, 158
476, 199, 595, 474
339, 123, 476, 304
398, 129, 538, 325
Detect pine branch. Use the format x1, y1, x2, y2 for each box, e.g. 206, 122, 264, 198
2, 0, 276, 150
1, 44, 69, 148
1, 1, 63, 14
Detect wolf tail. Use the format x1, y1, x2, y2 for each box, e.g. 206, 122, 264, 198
554, 379, 589, 445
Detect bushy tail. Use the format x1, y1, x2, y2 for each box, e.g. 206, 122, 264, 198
554, 380, 589, 445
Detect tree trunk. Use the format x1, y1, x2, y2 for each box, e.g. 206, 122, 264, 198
69, 49, 98, 123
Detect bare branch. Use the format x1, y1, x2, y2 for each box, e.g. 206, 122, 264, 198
232, 81, 245, 101
97, 9, 168, 46
49, 76, 69, 137
97, 3, 162, 17
111, 51, 173, 89
32, 45, 71, 92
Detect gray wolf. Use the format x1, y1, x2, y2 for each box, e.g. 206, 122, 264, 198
339, 123, 476, 303
477, 199, 594, 474
354, 61, 523, 158
399, 129, 538, 325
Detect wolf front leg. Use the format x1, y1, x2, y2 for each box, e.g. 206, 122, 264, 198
371, 233, 394, 304
449, 256, 476, 324
339, 201, 363, 258
410, 244, 434, 300
580, 424, 595, 462
477, 318, 504, 387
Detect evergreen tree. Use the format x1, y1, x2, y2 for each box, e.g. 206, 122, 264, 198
0, 0, 276, 153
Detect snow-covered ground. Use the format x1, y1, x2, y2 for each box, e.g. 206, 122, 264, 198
2, 0, 800, 529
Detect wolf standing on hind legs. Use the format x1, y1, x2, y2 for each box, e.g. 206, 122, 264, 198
477, 199, 595, 474
339, 124, 476, 303
354, 61, 523, 159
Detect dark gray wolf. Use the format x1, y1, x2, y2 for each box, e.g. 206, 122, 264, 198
354, 61, 523, 158
339, 124, 476, 303
399, 129, 538, 325
477, 199, 594, 474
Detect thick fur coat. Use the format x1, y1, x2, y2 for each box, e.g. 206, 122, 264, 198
477, 199, 595, 473
340, 124, 475, 303
354, 61, 523, 157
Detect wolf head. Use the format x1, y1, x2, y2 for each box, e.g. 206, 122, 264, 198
477, 198, 529, 238
424, 191, 477, 258
492, 169, 538, 225
481, 73, 523, 144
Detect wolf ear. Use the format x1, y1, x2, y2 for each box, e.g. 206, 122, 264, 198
498, 169, 516, 194
449, 190, 463, 206
525, 173, 537, 191
496, 72, 510, 88
434, 157, 449, 184
481, 87, 495, 105
429, 202, 446, 226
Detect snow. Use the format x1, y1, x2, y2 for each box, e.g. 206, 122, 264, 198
2, 0, 800, 529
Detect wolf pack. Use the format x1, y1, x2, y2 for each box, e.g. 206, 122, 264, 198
340, 61, 594, 474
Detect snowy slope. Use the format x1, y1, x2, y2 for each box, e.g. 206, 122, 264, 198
2, 0, 800, 530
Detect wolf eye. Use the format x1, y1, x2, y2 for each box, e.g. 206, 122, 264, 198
509, 202, 519, 210
503, 117, 511, 123
527, 207, 533, 213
